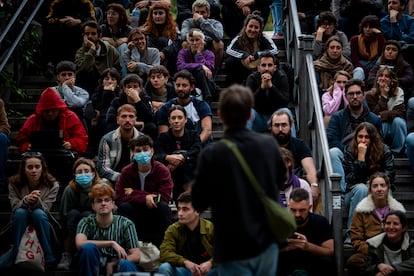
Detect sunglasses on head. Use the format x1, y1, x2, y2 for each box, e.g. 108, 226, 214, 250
22, 151, 42, 158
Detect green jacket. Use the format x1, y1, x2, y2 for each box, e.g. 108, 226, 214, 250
160, 218, 214, 266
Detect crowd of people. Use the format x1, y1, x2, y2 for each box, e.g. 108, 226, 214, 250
1, 0, 414, 275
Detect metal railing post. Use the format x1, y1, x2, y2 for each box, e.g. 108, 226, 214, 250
330, 173, 343, 276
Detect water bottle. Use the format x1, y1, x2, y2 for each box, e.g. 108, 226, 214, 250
130, 7, 140, 28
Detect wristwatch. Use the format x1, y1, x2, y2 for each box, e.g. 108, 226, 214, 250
311, 182, 319, 187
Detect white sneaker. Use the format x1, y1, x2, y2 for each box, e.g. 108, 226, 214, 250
57, 252, 72, 270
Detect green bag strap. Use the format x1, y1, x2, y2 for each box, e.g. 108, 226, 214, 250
221, 138, 267, 199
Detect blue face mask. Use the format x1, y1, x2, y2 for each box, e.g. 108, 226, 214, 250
134, 151, 152, 165
75, 173, 93, 186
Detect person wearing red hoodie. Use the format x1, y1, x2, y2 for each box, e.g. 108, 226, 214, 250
16, 87, 88, 184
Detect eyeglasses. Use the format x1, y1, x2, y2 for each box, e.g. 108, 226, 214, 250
22, 151, 42, 158
94, 198, 113, 204
260, 63, 274, 67
347, 91, 363, 97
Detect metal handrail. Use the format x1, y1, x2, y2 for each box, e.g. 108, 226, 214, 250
0, 0, 44, 72
285, 0, 344, 275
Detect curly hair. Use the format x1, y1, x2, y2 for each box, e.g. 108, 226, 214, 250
350, 122, 383, 171
237, 12, 265, 54
140, 2, 177, 40
370, 66, 399, 98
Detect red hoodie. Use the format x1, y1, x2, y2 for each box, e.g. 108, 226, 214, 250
16, 87, 88, 153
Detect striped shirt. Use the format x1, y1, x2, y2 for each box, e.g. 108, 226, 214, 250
77, 215, 139, 258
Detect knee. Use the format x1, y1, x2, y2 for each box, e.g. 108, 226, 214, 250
407, 133, 414, 146
31, 208, 48, 220
409, 97, 414, 109
118, 260, 137, 272
329, 147, 343, 160
13, 208, 28, 221
80, 243, 98, 255
117, 202, 133, 215
0, 133, 8, 146
393, 117, 407, 129
158, 262, 173, 274
353, 184, 368, 195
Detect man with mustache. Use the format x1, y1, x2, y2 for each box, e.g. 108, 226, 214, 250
278, 188, 335, 276
97, 104, 143, 185
270, 108, 319, 204
246, 51, 289, 132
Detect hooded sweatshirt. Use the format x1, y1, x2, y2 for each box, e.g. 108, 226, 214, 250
16, 87, 88, 153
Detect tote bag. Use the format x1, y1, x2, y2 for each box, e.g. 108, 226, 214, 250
15, 226, 45, 271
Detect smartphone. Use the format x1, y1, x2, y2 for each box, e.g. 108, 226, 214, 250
155, 194, 161, 203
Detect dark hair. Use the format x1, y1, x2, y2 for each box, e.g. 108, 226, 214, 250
148, 65, 170, 78
269, 108, 293, 127
378, 40, 407, 76
168, 105, 187, 117
317, 11, 338, 28
345, 78, 365, 93
177, 191, 192, 203
238, 12, 265, 53
82, 20, 102, 34
56, 60, 76, 74
359, 15, 380, 33
129, 135, 154, 149
96, 67, 121, 93
121, 74, 143, 89
173, 70, 196, 86
351, 122, 383, 172
259, 51, 279, 67
289, 188, 310, 202
219, 84, 253, 128
9, 152, 57, 189
385, 210, 407, 229
106, 3, 129, 28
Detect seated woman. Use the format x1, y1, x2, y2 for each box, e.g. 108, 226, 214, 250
314, 36, 354, 92
140, 2, 181, 76
321, 70, 351, 128
100, 3, 132, 77
350, 15, 385, 81
154, 105, 201, 202
177, 28, 216, 102
366, 66, 407, 155
57, 157, 112, 270
343, 123, 395, 246
367, 40, 414, 96
312, 10, 350, 60
347, 172, 405, 274
279, 147, 313, 211
7, 152, 59, 267
86, 67, 121, 157
365, 210, 414, 276
106, 74, 156, 140
144, 65, 175, 114
224, 12, 279, 86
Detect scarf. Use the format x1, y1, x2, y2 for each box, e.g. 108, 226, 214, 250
358, 35, 379, 60
314, 53, 354, 89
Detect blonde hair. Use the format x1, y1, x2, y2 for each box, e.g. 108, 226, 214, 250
187, 28, 205, 42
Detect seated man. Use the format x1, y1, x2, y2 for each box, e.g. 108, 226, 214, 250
246, 51, 289, 132
115, 135, 173, 247
76, 184, 140, 275
53, 60, 89, 124
180, 0, 224, 70
16, 87, 88, 184
97, 104, 143, 185
278, 188, 335, 276
0, 99, 10, 192
157, 70, 213, 145
158, 191, 216, 276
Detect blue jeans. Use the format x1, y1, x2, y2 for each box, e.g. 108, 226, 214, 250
118, 42, 129, 78
78, 243, 138, 276
217, 243, 278, 276
0, 132, 8, 189
353, 67, 365, 80
270, 0, 283, 34
343, 184, 368, 231
12, 208, 55, 263
158, 262, 218, 276
329, 147, 346, 193
382, 117, 407, 154
407, 132, 414, 171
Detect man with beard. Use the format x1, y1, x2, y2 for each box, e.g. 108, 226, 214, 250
97, 104, 143, 185
75, 20, 121, 94
326, 79, 382, 196
156, 69, 213, 145
270, 108, 319, 203
277, 188, 335, 276
246, 51, 289, 132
